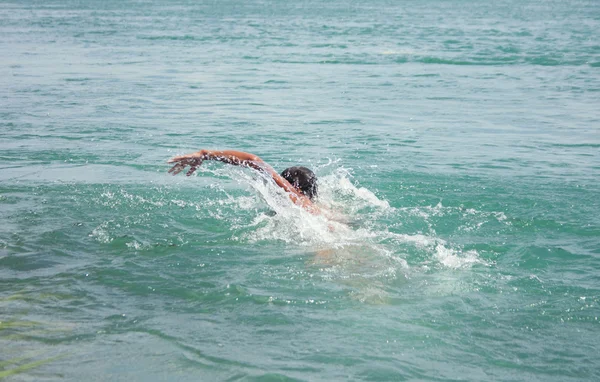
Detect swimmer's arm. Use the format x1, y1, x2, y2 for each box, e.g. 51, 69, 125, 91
167, 149, 319, 213
168, 149, 263, 175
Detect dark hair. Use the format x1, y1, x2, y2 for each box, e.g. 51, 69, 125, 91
280, 166, 318, 200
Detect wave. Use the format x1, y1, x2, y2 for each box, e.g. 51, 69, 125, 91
137, 34, 207, 41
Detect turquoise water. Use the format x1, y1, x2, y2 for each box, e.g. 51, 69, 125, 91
1, 0, 600, 380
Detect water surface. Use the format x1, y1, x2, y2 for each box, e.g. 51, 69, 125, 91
1, 0, 599, 380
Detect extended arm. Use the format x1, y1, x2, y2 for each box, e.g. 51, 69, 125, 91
168, 149, 263, 174
167, 149, 318, 212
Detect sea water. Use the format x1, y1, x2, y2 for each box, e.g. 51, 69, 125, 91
1, 0, 599, 380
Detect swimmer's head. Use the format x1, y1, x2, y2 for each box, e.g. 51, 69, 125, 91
281, 166, 318, 200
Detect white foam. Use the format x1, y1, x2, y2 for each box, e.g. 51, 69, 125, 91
172, 164, 487, 274
434, 244, 486, 269
317, 168, 391, 214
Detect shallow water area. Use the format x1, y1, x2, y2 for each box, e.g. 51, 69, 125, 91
2, 0, 600, 380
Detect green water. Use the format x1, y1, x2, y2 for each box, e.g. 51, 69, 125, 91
1, 0, 599, 380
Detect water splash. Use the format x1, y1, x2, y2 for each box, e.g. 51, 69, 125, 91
190, 164, 489, 273
87, 163, 491, 301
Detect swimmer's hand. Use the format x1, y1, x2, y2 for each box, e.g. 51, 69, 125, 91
167, 152, 204, 176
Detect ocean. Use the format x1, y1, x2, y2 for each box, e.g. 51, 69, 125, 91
1, 0, 599, 380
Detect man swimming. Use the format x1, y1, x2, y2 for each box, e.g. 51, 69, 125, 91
168, 149, 320, 214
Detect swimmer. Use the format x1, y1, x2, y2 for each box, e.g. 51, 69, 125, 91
167, 149, 320, 214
